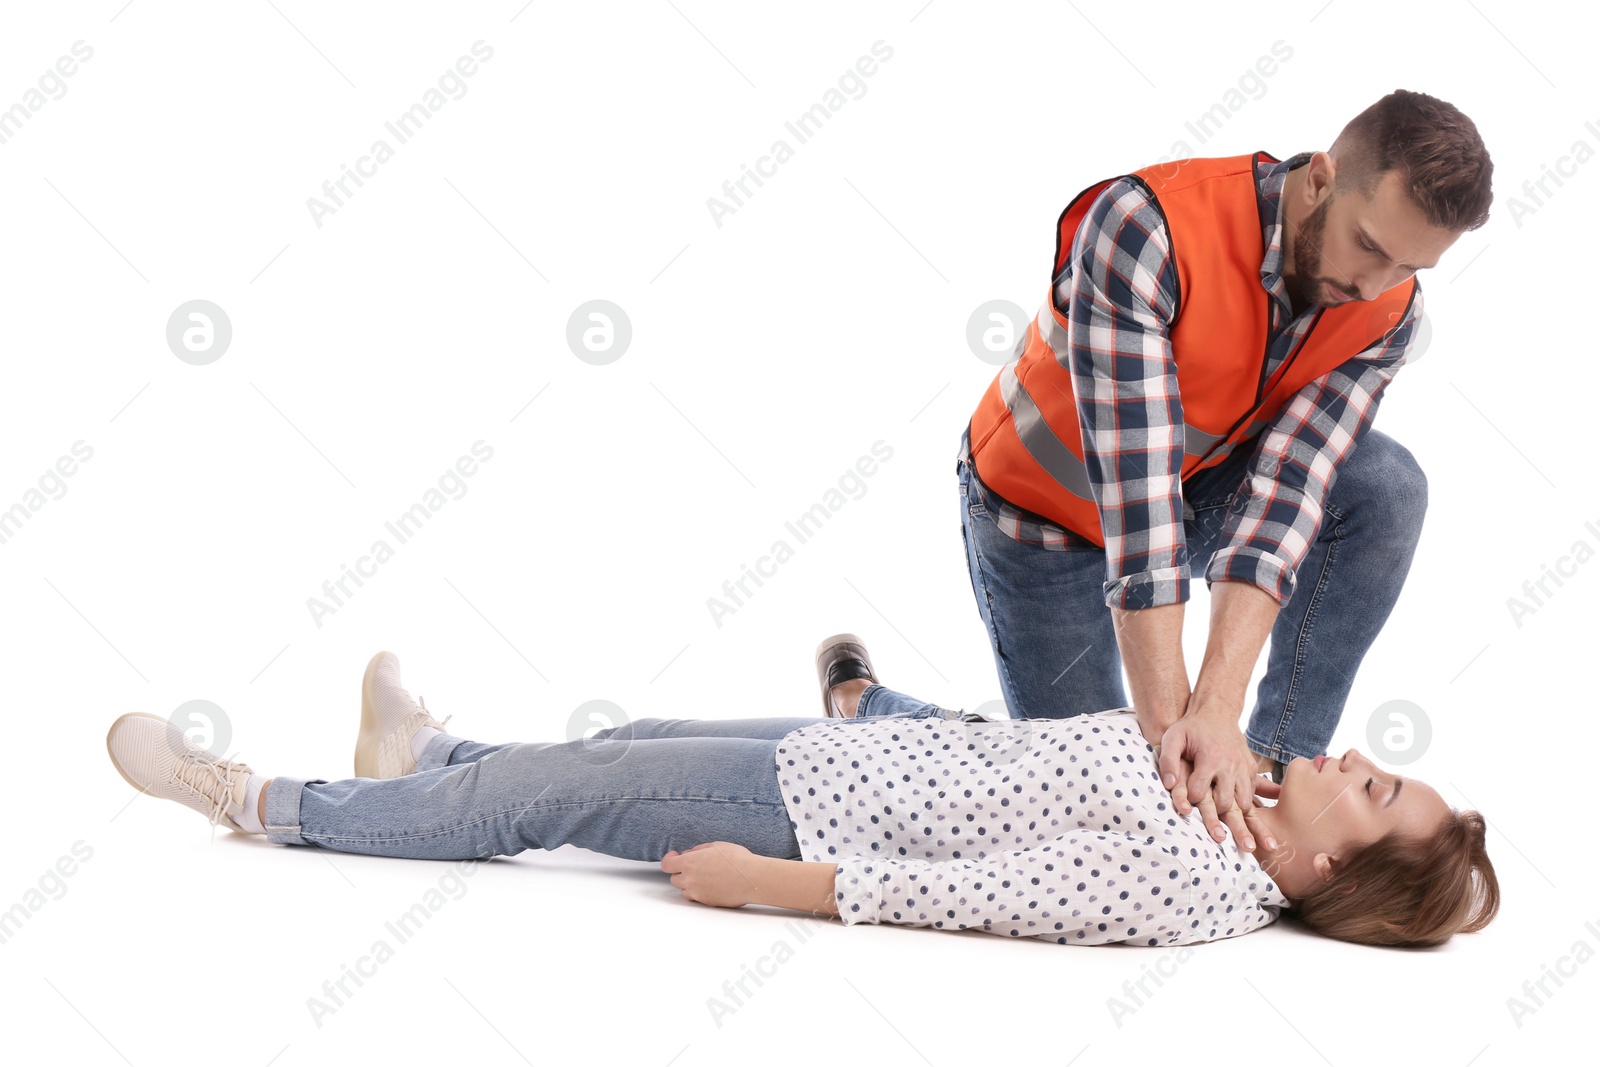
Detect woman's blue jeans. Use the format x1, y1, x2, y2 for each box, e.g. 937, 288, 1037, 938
261, 685, 969, 863
957, 427, 1428, 764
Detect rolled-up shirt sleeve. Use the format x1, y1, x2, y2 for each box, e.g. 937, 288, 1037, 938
1206, 285, 1423, 606
1063, 179, 1188, 610
832, 832, 1196, 946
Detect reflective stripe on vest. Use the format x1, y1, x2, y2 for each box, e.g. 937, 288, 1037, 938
1031, 297, 1232, 462
999, 360, 1094, 501
995, 351, 1233, 507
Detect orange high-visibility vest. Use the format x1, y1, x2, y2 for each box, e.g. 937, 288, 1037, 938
965, 150, 1417, 548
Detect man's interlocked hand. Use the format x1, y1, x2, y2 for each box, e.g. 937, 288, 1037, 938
1151, 713, 1277, 852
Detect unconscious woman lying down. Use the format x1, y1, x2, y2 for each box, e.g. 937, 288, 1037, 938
105, 645, 1500, 949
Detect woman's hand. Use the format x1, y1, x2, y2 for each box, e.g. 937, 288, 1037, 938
660, 842, 763, 908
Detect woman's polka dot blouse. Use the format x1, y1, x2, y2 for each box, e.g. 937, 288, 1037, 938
774, 707, 1288, 946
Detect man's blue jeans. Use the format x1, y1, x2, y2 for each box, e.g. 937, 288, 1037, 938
261, 685, 969, 862
956, 429, 1428, 763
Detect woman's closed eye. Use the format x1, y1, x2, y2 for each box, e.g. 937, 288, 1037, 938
1365, 776, 1374, 796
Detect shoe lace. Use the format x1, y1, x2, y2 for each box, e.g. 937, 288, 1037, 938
173, 744, 252, 834
416, 695, 452, 733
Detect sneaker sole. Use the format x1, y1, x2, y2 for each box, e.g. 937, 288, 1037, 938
105, 712, 170, 796
354, 650, 392, 779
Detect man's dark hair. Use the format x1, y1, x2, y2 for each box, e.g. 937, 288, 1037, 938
1330, 89, 1493, 232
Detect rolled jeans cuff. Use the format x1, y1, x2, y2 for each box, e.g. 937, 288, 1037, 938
262, 775, 318, 847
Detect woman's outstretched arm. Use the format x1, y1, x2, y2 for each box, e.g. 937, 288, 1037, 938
661, 843, 840, 917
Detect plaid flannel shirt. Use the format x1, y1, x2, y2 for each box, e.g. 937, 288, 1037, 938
962, 151, 1424, 610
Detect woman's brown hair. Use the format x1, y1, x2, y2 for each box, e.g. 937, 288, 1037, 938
1331, 88, 1494, 232
1287, 808, 1500, 947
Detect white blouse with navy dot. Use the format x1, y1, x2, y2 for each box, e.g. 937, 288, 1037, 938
774, 708, 1289, 946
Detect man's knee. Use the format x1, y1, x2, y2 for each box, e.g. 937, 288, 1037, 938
1347, 431, 1428, 537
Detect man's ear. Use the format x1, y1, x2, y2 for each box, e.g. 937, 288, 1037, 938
1292, 150, 1338, 211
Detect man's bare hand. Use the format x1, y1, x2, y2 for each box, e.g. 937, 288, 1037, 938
1156, 715, 1274, 851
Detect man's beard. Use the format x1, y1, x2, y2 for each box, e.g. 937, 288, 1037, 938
1285, 196, 1358, 309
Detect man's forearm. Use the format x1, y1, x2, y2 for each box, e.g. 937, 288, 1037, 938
1187, 580, 1280, 718
1110, 601, 1190, 739
749, 857, 841, 917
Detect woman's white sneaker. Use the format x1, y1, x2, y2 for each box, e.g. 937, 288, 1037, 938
355, 651, 453, 779
105, 713, 256, 833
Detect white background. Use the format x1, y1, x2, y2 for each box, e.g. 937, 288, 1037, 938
1, 1, 1596, 1064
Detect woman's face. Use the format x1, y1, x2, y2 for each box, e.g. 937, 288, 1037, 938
1257, 748, 1452, 898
